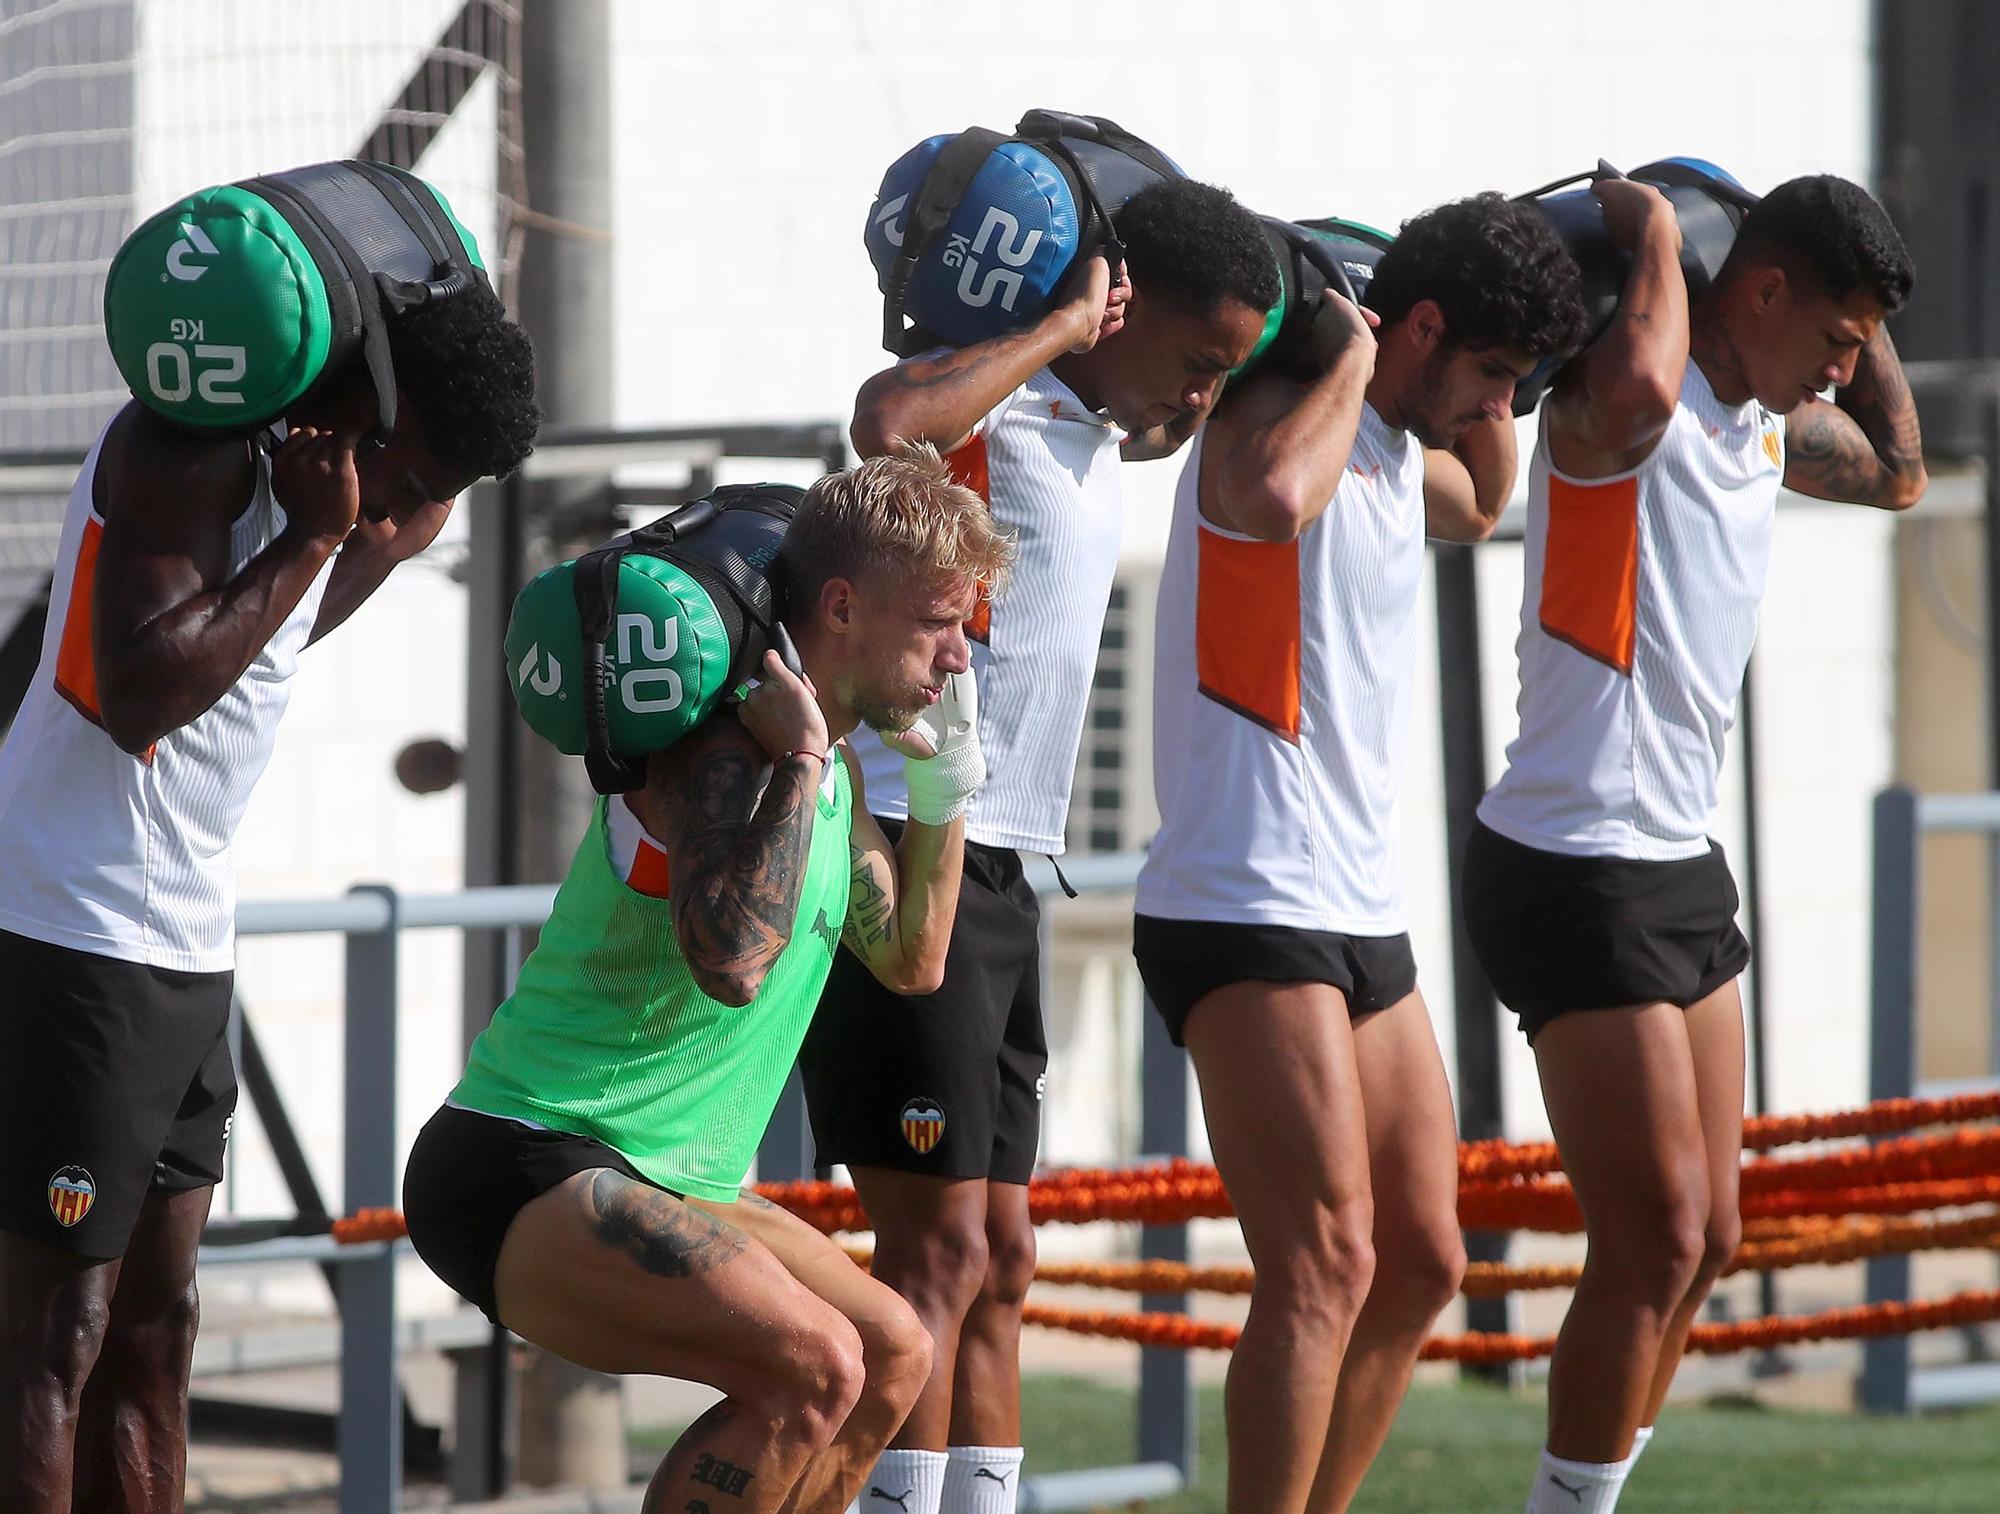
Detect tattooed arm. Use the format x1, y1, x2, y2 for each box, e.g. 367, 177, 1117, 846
851, 254, 1120, 457
650, 722, 821, 1007
838, 751, 966, 995
642, 651, 831, 1006
1784, 325, 1928, 509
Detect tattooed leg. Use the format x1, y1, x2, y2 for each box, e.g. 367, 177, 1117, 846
634, 1334, 870, 1514
494, 1169, 867, 1514
640, 1401, 795, 1514
691, 1190, 935, 1514
586, 1172, 748, 1279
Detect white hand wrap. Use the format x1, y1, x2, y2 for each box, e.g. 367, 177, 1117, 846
901, 669, 984, 825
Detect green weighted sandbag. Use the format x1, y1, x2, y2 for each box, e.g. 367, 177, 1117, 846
104, 159, 485, 436
505, 484, 801, 794
1235, 214, 1395, 381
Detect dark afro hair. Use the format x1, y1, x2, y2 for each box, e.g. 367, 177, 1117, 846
1724, 175, 1913, 313
388, 280, 540, 480
1114, 179, 1279, 318
1368, 192, 1590, 359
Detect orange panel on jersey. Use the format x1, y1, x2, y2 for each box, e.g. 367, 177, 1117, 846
947, 435, 994, 644
1539, 473, 1639, 674
1761, 428, 1783, 469
1195, 529, 1301, 742
53, 517, 105, 723
946, 432, 990, 501
625, 838, 673, 900
964, 588, 992, 645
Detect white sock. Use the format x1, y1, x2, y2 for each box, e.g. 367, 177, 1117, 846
942, 1446, 1024, 1514
1629, 1425, 1654, 1468
860, 1449, 948, 1514
1524, 1447, 1637, 1514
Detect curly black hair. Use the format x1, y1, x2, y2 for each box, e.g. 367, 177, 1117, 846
1114, 179, 1279, 318
1724, 175, 1913, 313
387, 280, 540, 480
1368, 192, 1589, 358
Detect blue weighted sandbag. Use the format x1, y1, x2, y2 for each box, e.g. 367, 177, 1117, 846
865, 109, 1182, 355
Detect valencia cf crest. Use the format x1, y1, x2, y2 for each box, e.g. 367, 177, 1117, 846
47, 1166, 96, 1228
900, 1098, 946, 1155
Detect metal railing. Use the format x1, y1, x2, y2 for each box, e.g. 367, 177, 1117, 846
205, 860, 1202, 1513
210, 884, 556, 1514
1864, 788, 2000, 1412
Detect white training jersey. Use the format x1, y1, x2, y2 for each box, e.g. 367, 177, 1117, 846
1138, 405, 1426, 932
1479, 361, 1783, 861
0, 421, 334, 972
854, 361, 1124, 855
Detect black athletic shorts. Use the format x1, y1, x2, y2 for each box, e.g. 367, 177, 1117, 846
0, 928, 236, 1259
1460, 819, 1752, 1045
800, 819, 1047, 1185
1133, 914, 1419, 1047
403, 1103, 678, 1324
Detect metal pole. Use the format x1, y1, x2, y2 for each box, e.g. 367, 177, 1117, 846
1136, 994, 1195, 1481
507, 4, 626, 1489
1862, 789, 1920, 1413
340, 887, 402, 1514
464, 924, 529, 1501
1739, 655, 1784, 1359
1432, 542, 1512, 1378
1985, 395, 2000, 1059
1740, 657, 1771, 1121
462, 466, 529, 1060
488, 925, 528, 1495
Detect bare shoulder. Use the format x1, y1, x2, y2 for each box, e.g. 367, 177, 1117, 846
1544, 369, 1665, 479
94, 401, 257, 533
1212, 370, 1306, 441
836, 740, 867, 806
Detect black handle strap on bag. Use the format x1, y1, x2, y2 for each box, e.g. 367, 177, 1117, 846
638, 485, 801, 682
882, 126, 1010, 355
243, 173, 404, 443
1015, 110, 1180, 181
1028, 134, 1126, 269
571, 495, 735, 795
1015, 110, 1179, 272
570, 486, 804, 793
1631, 157, 1760, 213
1294, 233, 1361, 308
1513, 159, 1629, 203
573, 540, 643, 794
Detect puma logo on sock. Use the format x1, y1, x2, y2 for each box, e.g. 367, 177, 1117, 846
868, 1490, 913, 1511
973, 1467, 1014, 1487
1548, 1474, 1586, 1503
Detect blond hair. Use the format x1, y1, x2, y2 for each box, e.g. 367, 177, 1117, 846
785, 442, 1015, 603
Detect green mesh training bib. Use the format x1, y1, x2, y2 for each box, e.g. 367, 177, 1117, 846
451, 757, 852, 1202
